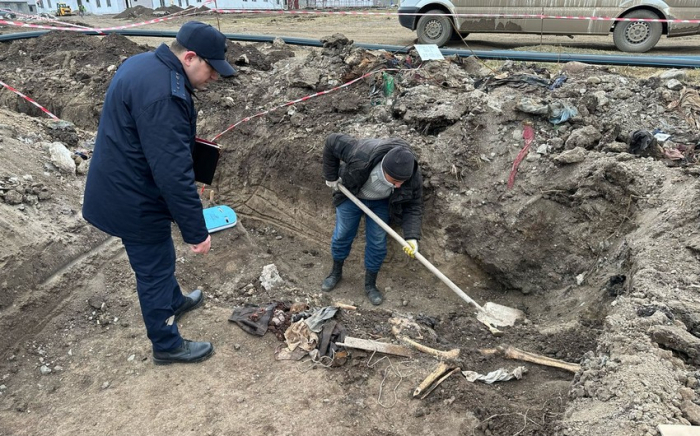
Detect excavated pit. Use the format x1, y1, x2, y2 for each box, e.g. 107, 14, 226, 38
1, 29, 700, 436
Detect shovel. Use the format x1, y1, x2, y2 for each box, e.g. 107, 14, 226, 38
337, 184, 524, 335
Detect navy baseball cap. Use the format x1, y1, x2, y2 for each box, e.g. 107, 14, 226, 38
176, 21, 236, 77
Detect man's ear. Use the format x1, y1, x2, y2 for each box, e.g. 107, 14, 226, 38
182, 51, 197, 66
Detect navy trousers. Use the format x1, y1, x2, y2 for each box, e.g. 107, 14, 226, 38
331, 198, 390, 273
122, 236, 186, 352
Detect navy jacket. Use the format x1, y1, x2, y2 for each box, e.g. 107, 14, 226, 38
83, 44, 208, 245
322, 133, 423, 241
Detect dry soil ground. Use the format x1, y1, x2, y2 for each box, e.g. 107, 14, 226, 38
0, 10, 700, 436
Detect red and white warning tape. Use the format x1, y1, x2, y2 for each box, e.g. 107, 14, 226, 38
212, 8, 700, 24
0, 79, 59, 120
211, 67, 404, 141
0, 11, 201, 32
6, 9, 99, 32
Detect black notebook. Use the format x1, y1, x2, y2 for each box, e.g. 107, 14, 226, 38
192, 137, 220, 185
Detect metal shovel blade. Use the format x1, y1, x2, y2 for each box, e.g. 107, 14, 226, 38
477, 302, 525, 328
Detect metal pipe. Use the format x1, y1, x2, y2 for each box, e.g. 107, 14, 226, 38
2, 29, 700, 68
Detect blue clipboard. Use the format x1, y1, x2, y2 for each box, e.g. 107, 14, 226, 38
203, 205, 237, 233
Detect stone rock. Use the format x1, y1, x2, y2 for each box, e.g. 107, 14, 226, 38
659, 69, 686, 81
46, 142, 76, 174
320, 33, 352, 49
612, 89, 633, 100
554, 147, 586, 164
3, 190, 23, 205
462, 56, 492, 77
565, 126, 602, 150
287, 67, 321, 89
649, 325, 700, 364
259, 264, 284, 291
681, 400, 700, 425
666, 79, 684, 91
397, 84, 469, 132
272, 37, 286, 48
602, 141, 628, 153
560, 62, 592, 75
592, 90, 609, 108
76, 157, 90, 175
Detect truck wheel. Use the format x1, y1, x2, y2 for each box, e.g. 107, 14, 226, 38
416, 9, 453, 47
613, 10, 662, 53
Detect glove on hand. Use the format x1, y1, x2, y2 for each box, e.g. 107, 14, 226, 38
403, 239, 418, 258
325, 178, 342, 191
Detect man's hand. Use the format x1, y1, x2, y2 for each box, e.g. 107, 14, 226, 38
191, 235, 211, 254
403, 239, 418, 258
325, 178, 342, 191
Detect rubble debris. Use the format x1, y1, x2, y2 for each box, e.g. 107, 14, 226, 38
649, 325, 700, 365
553, 147, 586, 164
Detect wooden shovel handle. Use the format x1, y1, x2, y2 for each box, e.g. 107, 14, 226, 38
337, 184, 484, 312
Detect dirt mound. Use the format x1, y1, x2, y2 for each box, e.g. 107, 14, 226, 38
1, 27, 700, 436
0, 32, 156, 128
114, 5, 154, 19
153, 5, 184, 14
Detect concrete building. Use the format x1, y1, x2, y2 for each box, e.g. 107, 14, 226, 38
1, 0, 39, 13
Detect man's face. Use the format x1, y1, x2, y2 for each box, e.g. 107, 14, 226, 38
384, 173, 406, 188
182, 52, 219, 90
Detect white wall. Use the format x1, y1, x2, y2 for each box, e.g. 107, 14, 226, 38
199, 0, 284, 10
81, 0, 126, 15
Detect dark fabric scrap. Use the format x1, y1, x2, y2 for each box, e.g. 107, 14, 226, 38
229, 303, 276, 336
629, 130, 658, 156
317, 321, 348, 367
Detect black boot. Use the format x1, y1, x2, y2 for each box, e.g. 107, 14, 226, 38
321, 260, 344, 292
364, 270, 383, 305
153, 340, 214, 365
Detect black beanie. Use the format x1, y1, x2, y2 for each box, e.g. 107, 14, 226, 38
382, 147, 414, 181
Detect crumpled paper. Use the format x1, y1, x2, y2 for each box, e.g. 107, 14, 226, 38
284, 319, 318, 352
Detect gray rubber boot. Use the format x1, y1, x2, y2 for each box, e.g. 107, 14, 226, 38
364, 270, 383, 305
321, 260, 344, 292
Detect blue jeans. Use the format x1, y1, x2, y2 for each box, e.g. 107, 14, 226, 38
122, 236, 186, 352
331, 198, 390, 273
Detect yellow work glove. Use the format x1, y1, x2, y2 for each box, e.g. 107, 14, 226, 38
403, 239, 418, 258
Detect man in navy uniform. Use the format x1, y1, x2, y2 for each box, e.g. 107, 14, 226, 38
321, 133, 424, 305
83, 22, 235, 364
